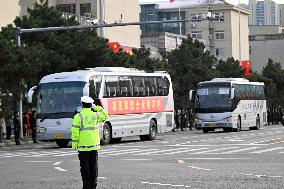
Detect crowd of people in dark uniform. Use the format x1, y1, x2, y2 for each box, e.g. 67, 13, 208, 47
267, 107, 284, 125
174, 108, 194, 131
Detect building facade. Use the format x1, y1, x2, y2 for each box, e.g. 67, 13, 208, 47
0, 0, 21, 28
279, 4, 284, 26
249, 25, 284, 73
18, 0, 141, 47
140, 0, 250, 61
248, 0, 280, 25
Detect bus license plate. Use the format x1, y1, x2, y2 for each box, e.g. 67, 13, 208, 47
209, 123, 216, 127
54, 134, 64, 139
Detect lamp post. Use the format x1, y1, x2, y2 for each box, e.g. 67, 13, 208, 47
238, 0, 241, 62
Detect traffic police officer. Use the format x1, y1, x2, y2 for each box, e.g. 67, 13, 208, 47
72, 96, 109, 189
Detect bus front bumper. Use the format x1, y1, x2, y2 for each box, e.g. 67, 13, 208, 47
37, 127, 71, 141
195, 122, 233, 129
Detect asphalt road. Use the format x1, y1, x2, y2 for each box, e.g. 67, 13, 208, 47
0, 125, 283, 189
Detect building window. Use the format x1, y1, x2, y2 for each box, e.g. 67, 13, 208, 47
191, 13, 202, 22
191, 31, 202, 39
215, 31, 225, 40
80, 3, 91, 17
58, 4, 76, 14
216, 48, 225, 58
214, 13, 224, 21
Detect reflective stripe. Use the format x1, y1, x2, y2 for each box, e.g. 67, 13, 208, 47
78, 144, 100, 149
72, 140, 79, 142
79, 113, 84, 129
72, 125, 80, 129
80, 127, 98, 131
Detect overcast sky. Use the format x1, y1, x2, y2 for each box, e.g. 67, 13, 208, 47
139, 0, 284, 5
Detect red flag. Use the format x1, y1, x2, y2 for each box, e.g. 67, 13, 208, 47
170, 0, 175, 3
241, 60, 252, 77
108, 42, 120, 53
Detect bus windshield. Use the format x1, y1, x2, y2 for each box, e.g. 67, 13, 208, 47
196, 83, 231, 113
37, 82, 85, 114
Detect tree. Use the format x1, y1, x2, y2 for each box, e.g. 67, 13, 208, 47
262, 59, 284, 106
165, 37, 218, 108
215, 57, 245, 78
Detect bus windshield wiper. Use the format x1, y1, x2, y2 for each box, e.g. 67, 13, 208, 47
40, 112, 62, 122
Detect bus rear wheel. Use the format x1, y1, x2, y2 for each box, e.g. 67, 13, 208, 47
56, 139, 69, 148
140, 120, 157, 141
101, 123, 111, 145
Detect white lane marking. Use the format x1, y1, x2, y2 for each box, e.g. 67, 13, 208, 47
163, 148, 208, 155
218, 147, 260, 154
108, 149, 160, 156
121, 159, 151, 161
190, 147, 238, 154
136, 147, 189, 155
268, 176, 283, 178
23, 161, 52, 163
182, 158, 253, 160
141, 182, 191, 188
54, 167, 68, 172
53, 161, 62, 166
100, 149, 139, 155
188, 166, 211, 171
250, 147, 284, 154
53, 152, 77, 157
98, 177, 107, 179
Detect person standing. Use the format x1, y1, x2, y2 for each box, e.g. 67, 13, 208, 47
30, 110, 38, 143
13, 111, 21, 145
0, 117, 3, 142
72, 96, 109, 189
23, 112, 27, 137
188, 108, 194, 131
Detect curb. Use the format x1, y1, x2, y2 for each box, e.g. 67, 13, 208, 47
0, 139, 34, 147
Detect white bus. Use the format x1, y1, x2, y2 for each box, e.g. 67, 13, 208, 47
190, 78, 267, 133
28, 67, 175, 147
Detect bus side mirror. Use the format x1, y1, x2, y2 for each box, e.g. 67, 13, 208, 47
189, 90, 196, 101
231, 88, 235, 99
27, 86, 37, 103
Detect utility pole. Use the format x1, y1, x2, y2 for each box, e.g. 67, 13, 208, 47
238, 0, 242, 62
16, 27, 24, 139
99, 0, 105, 38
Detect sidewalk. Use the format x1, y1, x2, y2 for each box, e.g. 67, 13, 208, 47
0, 136, 34, 147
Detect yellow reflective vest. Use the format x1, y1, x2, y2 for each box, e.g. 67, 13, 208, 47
71, 107, 109, 151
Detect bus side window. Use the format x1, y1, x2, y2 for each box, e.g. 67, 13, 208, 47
145, 77, 157, 96
119, 76, 133, 97
132, 76, 145, 97
104, 76, 120, 98
157, 76, 169, 96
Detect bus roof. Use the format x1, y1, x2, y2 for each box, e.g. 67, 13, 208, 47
39, 67, 170, 84
199, 78, 264, 86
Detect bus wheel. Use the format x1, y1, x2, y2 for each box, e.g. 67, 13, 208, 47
56, 139, 69, 148
202, 128, 208, 133
140, 120, 157, 141
101, 123, 111, 145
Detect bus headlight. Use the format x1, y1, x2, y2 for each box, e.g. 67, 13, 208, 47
37, 127, 46, 134
222, 117, 232, 122
195, 118, 204, 123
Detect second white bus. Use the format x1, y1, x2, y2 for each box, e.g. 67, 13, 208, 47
190, 78, 267, 133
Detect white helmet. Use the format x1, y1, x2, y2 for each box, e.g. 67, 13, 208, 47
81, 96, 94, 104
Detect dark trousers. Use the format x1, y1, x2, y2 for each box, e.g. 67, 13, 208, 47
14, 129, 20, 144
78, 150, 98, 189
6, 126, 11, 140
32, 128, 37, 142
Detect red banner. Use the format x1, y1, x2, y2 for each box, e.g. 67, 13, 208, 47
107, 97, 165, 115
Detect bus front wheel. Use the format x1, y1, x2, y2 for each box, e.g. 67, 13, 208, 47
202, 128, 208, 133
101, 123, 111, 145
140, 120, 157, 141
56, 139, 69, 148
